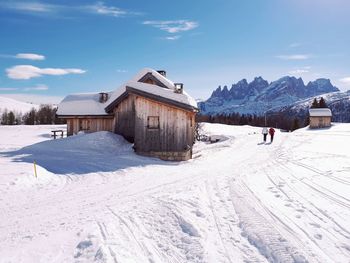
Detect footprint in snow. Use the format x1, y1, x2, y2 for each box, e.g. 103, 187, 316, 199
314, 234, 322, 240
309, 222, 321, 228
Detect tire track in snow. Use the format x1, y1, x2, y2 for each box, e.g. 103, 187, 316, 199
204, 180, 234, 263
269, 139, 350, 260
206, 179, 268, 263
225, 136, 313, 263
275, 161, 350, 242
229, 176, 309, 263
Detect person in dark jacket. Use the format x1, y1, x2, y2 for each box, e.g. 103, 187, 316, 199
269, 127, 275, 142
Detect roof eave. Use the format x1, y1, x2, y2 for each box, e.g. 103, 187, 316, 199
56, 114, 114, 119
105, 87, 198, 113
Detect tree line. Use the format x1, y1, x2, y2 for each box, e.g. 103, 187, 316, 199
310, 97, 327, 108
1, 105, 66, 125
196, 97, 331, 132
196, 112, 308, 132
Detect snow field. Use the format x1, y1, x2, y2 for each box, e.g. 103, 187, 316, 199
0, 123, 349, 262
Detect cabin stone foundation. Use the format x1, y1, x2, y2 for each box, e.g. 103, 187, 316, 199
136, 149, 192, 161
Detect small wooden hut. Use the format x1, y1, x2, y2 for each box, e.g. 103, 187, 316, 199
57, 68, 198, 160
309, 108, 332, 128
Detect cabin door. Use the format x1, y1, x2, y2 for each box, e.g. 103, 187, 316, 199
319, 118, 324, 128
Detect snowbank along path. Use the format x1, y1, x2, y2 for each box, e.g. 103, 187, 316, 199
0, 123, 349, 263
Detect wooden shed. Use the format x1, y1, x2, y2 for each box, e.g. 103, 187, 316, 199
57, 68, 198, 160
309, 108, 332, 129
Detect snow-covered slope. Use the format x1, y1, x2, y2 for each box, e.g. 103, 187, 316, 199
278, 90, 350, 122
0, 96, 38, 114
0, 124, 349, 262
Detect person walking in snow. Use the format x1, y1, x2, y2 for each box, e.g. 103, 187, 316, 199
262, 127, 268, 142
269, 127, 275, 143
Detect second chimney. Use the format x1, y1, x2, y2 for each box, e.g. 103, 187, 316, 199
157, 70, 166, 77
174, 83, 183, 94
99, 92, 109, 103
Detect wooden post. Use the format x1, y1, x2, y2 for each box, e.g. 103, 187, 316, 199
33, 161, 37, 178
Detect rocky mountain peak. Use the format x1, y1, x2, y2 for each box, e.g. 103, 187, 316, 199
200, 76, 340, 115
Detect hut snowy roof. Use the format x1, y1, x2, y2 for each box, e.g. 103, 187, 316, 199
56, 92, 113, 116
57, 68, 198, 116
309, 108, 332, 117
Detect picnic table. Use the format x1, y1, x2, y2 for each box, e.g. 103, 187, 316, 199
51, 130, 64, 139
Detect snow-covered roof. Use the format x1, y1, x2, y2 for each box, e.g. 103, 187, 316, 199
106, 81, 197, 111
106, 68, 197, 111
57, 68, 198, 116
57, 92, 113, 116
130, 68, 175, 90
309, 108, 332, 117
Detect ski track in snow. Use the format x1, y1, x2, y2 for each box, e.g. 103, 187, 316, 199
0, 124, 349, 262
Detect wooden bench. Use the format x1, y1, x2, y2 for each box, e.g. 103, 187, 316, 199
51, 130, 64, 139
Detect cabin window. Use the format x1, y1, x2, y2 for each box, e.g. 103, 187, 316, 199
147, 116, 159, 129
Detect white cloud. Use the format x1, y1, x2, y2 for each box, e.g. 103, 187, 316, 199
88, 2, 127, 17
116, 69, 127, 73
1, 2, 55, 13
339, 77, 350, 85
24, 84, 49, 91
143, 20, 199, 33
0, 1, 135, 18
15, 53, 45, 60
164, 35, 181, 40
276, 54, 311, 60
289, 69, 309, 74
6, 65, 86, 80
1, 94, 63, 104
0, 87, 18, 91
0, 84, 48, 91
288, 66, 311, 74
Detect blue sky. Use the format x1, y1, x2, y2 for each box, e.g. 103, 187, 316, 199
0, 0, 350, 102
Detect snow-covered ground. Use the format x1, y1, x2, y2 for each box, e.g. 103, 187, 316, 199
0, 123, 349, 263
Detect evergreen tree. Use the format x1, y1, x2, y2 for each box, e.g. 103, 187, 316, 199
23, 108, 37, 125
15, 113, 22, 125
318, 97, 327, 108
311, 98, 319, 108
291, 118, 300, 131
37, 104, 55, 124
1, 109, 8, 125
8, 111, 15, 125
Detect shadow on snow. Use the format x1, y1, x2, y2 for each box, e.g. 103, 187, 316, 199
1, 131, 175, 175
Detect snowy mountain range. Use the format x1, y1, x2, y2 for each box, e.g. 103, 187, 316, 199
198, 76, 349, 118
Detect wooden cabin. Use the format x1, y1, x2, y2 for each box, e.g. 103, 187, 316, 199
309, 108, 332, 129
57, 68, 198, 161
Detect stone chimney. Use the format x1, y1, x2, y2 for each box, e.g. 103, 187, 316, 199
99, 92, 109, 103
157, 70, 166, 77
174, 83, 183, 94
